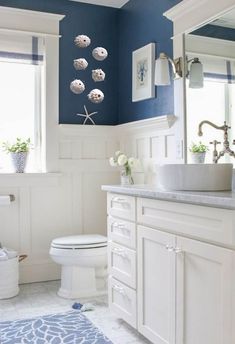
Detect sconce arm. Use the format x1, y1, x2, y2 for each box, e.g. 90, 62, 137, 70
167, 56, 183, 79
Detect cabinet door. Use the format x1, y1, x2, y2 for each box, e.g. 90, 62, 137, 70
138, 225, 176, 344
176, 237, 234, 344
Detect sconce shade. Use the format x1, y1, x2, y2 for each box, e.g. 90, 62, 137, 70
155, 53, 170, 86
189, 58, 204, 88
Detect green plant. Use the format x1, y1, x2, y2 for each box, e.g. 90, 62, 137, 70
189, 141, 208, 153
2, 138, 32, 153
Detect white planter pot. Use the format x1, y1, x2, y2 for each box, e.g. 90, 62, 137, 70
190, 152, 206, 164
11, 152, 28, 173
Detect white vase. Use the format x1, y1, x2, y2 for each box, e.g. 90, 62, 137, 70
191, 152, 206, 164
11, 152, 28, 173
120, 169, 134, 186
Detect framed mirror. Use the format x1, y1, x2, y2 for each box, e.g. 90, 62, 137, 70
185, 9, 235, 164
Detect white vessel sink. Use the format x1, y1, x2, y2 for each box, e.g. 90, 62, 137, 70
156, 163, 233, 191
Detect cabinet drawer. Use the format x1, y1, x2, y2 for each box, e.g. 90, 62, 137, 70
108, 216, 136, 249
108, 242, 136, 288
107, 193, 136, 221
137, 197, 235, 248
108, 277, 137, 329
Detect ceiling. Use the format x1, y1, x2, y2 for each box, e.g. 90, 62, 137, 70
211, 8, 235, 29
70, 0, 129, 8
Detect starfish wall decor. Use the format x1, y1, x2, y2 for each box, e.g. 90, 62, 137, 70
76, 105, 98, 125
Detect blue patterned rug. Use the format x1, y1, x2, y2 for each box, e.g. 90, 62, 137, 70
0, 310, 113, 343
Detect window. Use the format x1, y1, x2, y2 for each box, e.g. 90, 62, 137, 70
0, 6, 64, 173
0, 33, 44, 172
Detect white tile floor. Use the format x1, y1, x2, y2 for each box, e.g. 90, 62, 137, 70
0, 281, 151, 344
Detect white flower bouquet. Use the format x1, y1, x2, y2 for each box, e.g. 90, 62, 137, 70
109, 151, 139, 185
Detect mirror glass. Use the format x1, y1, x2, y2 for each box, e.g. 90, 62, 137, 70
185, 8, 235, 164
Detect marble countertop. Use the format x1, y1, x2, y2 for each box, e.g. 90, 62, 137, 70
101, 184, 235, 210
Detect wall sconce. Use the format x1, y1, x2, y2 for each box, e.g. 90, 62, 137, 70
155, 53, 204, 89
187, 57, 204, 89
154, 52, 183, 86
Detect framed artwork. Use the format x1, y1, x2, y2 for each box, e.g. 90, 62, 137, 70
132, 43, 155, 102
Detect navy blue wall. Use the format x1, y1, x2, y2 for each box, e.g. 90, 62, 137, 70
0, 0, 181, 125
0, 0, 119, 125
117, 0, 181, 124
192, 24, 235, 42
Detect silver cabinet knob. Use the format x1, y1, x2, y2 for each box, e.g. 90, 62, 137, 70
174, 247, 183, 254
165, 245, 174, 252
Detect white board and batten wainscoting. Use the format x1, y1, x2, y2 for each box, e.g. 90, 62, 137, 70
1, 114, 178, 284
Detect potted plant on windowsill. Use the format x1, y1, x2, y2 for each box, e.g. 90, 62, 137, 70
2, 138, 32, 173
189, 142, 208, 164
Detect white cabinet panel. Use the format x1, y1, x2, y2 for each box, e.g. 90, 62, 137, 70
108, 241, 136, 288
107, 193, 136, 221
176, 237, 234, 344
137, 197, 235, 248
108, 277, 137, 329
108, 216, 136, 249
137, 225, 176, 344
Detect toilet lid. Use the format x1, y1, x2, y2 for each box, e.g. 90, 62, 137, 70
51, 234, 107, 249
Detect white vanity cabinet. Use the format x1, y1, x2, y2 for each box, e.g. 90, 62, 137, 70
107, 193, 137, 328
137, 226, 176, 344
175, 236, 233, 344
106, 192, 235, 344
138, 226, 234, 344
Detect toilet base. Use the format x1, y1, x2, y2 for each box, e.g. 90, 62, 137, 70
58, 287, 107, 299
58, 265, 107, 299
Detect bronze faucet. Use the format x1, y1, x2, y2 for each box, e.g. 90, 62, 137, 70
198, 120, 235, 163
209, 140, 221, 163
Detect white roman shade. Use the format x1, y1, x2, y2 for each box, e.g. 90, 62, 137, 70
0, 32, 44, 64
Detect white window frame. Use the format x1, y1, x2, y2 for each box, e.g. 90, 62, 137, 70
0, 6, 65, 172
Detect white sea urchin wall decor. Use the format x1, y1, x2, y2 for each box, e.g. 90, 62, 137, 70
70, 34, 108, 124
73, 58, 88, 70
92, 47, 108, 61
88, 89, 104, 103
70, 79, 85, 94
74, 35, 91, 48
92, 69, 105, 82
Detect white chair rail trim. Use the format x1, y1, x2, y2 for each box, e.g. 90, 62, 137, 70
116, 115, 176, 134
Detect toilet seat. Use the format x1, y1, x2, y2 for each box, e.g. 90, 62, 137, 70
51, 234, 107, 250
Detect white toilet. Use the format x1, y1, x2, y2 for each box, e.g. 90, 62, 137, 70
49, 234, 107, 299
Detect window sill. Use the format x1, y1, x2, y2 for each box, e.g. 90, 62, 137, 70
0, 172, 62, 187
